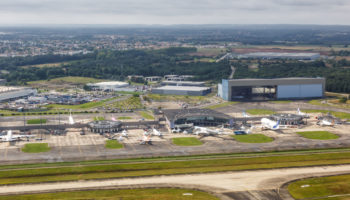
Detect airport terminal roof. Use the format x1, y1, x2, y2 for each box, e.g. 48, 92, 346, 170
154, 86, 210, 91
163, 109, 232, 121
88, 81, 128, 86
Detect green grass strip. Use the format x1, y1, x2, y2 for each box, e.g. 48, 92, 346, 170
105, 140, 123, 149
27, 119, 47, 124
288, 174, 350, 200
21, 143, 51, 153
297, 131, 339, 140
246, 109, 276, 115
139, 111, 155, 120
2, 152, 350, 185
232, 134, 274, 143
0, 188, 219, 200
205, 102, 238, 109
172, 137, 203, 146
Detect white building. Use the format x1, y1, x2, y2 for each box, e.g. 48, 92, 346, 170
0, 87, 37, 102
87, 81, 129, 91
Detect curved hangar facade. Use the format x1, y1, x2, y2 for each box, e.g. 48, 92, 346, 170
218, 77, 325, 101
163, 109, 234, 128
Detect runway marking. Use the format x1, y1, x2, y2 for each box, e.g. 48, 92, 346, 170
4, 147, 7, 160
90, 135, 100, 154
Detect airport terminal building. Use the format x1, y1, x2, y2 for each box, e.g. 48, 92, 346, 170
218, 77, 325, 101
163, 109, 234, 128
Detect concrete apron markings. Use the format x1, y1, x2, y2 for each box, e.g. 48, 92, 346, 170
0, 165, 350, 196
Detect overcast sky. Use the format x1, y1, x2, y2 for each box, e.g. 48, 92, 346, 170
0, 0, 349, 25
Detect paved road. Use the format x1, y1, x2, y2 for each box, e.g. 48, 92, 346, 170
0, 165, 349, 199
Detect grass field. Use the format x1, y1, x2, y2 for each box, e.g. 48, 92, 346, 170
26, 119, 47, 124
288, 174, 350, 200
172, 137, 203, 146
146, 94, 209, 104
297, 131, 339, 140
139, 111, 155, 120
246, 109, 276, 115
3, 151, 350, 185
110, 97, 143, 110
309, 99, 350, 109
0, 188, 219, 200
118, 116, 132, 120
28, 76, 106, 85
46, 97, 116, 110
21, 143, 51, 153
105, 140, 123, 149
303, 109, 350, 120
232, 134, 274, 143
205, 102, 238, 109
269, 100, 292, 104
93, 116, 105, 121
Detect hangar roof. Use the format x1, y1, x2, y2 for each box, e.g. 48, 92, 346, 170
163, 109, 232, 121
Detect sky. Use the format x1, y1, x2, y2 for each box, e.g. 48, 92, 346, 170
0, 0, 349, 25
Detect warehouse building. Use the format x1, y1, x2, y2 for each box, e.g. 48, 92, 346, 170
161, 81, 205, 87
152, 86, 211, 96
163, 109, 234, 128
145, 76, 162, 82
0, 86, 37, 102
229, 52, 321, 60
218, 77, 325, 101
87, 81, 129, 91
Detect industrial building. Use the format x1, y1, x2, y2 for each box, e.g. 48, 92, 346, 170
87, 81, 129, 91
270, 113, 305, 125
218, 77, 325, 101
145, 76, 162, 82
88, 120, 122, 134
163, 109, 234, 128
164, 75, 194, 81
229, 52, 321, 60
161, 81, 205, 87
0, 86, 37, 102
152, 86, 211, 96
0, 79, 6, 85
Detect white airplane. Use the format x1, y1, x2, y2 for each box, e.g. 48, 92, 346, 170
117, 135, 124, 142
0, 130, 35, 142
242, 111, 251, 118
139, 135, 152, 145
261, 118, 280, 130
121, 130, 128, 138
193, 126, 222, 135
297, 108, 309, 118
152, 128, 162, 137
111, 115, 117, 121
68, 111, 75, 125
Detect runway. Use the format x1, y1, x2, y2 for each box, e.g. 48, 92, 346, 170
0, 165, 349, 199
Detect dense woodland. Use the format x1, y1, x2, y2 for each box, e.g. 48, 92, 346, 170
1, 47, 350, 93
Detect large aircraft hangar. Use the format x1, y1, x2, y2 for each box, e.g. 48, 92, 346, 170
218, 77, 325, 101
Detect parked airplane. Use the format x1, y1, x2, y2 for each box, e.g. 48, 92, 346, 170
0, 130, 35, 142
242, 111, 251, 118
317, 119, 334, 126
261, 118, 280, 130
193, 126, 223, 135
139, 135, 152, 145
68, 111, 75, 125
152, 128, 162, 137
297, 108, 309, 118
121, 130, 128, 138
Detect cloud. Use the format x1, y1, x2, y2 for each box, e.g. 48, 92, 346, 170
0, 0, 349, 24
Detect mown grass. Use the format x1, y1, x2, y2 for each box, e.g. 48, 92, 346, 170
205, 102, 238, 109
93, 116, 105, 121
172, 137, 203, 146
297, 131, 339, 140
139, 111, 155, 120
246, 109, 276, 115
147, 94, 209, 104
232, 134, 274, 143
288, 174, 350, 200
2, 152, 350, 185
105, 140, 123, 149
27, 119, 47, 124
269, 100, 292, 104
0, 188, 219, 200
21, 143, 51, 153
118, 116, 132, 120
28, 76, 106, 85
110, 97, 143, 110
46, 97, 116, 110
303, 109, 350, 120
